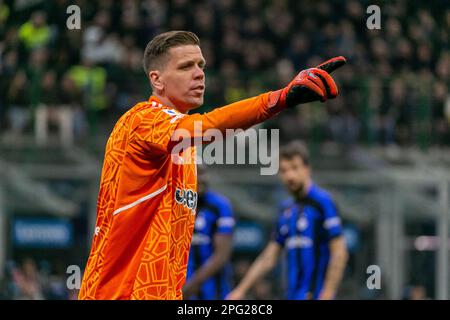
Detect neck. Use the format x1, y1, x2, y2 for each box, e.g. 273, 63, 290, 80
152, 93, 187, 114
297, 179, 312, 199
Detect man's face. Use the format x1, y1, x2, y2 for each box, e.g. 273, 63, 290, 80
158, 45, 206, 113
279, 156, 310, 195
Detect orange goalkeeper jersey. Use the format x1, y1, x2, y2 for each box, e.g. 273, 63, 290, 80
78, 96, 197, 300
79, 91, 280, 300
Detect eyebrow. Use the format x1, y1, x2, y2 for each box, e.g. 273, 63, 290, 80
178, 58, 206, 68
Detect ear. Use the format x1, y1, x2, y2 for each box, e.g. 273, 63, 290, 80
149, 70, 164, 91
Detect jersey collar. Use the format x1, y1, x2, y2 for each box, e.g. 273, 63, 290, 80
148, 95, 163, 106
148, 96, 185, 115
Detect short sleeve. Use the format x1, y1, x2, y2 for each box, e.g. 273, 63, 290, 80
321, 196, 343, 240
215, 198, 235, 235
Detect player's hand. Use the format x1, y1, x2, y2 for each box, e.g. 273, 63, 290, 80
225, 288, 246, 300
270, 56, 347, 109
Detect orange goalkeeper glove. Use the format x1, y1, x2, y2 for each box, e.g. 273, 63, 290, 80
270, 56, 347, 109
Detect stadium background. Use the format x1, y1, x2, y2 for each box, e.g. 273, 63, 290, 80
0, 0, 449, 299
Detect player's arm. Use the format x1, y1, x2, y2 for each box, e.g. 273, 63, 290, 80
169, 57, 346, 148
226, 241, 281, 300
316, 193, 348, 300
319, 235, 348, 300
183, 233, 233, 298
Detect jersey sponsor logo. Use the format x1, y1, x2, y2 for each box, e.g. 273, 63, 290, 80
175, 188, 198, 212
162, 108, 183, 117
161, 107, 186, 123
286, 235, 313, 248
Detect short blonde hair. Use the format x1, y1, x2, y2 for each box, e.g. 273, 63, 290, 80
142, 30, 200, 76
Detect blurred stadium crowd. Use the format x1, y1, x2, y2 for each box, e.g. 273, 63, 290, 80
0, 256, 278, 300
0, 256, 429, 299
0, 0, 448, 300
0, 0, 449, 147
0, 257, 78, 299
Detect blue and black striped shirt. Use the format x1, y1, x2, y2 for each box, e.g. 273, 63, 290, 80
272, 183, 343, 300
187, 190, 235, 300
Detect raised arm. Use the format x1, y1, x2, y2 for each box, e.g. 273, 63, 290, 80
169, 56, 347, 148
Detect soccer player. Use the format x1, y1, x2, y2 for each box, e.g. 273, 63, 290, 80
227, 141, 348, 300
183, 165, 235, 300
78, 30, 346, 300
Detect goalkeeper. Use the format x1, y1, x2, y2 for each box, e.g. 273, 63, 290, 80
79, 30, 346, 300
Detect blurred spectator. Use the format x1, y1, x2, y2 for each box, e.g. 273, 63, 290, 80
0, 0, 9, 33
390, 78, 413, 146
1, 258, 77, 300
11, 258, 44, 300
67, 57, 108, 113
402, 285, 429, 300
42, 260, 70, 300
35, 71, 79, 146
82, 10, 124, 64
6, 71, 30, 134
327, 94, 361, 146
26, 48, 49, 108
59, 73, 86, 138
431, 81, 450, 145
18, 11, 51, 51
108, 45, 146, 113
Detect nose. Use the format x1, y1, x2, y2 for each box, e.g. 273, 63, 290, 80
285, 171, 297, 183
193, 65, 205, 81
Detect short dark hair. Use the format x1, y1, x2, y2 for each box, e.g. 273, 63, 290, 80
279, 140, 310, 165
142, 30, 200, 76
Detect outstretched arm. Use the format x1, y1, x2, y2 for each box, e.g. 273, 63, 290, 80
169, 56, 347, 148
226, 241, 281, 300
